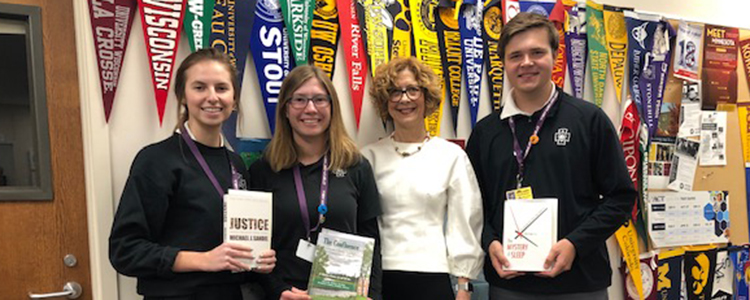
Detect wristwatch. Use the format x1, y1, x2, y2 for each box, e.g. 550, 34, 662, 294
455, 282, 474, 292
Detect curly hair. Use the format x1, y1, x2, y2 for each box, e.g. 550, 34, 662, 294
369, 57, 442, 122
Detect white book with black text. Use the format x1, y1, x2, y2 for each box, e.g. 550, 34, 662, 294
502, 198, 558, 272
223, 189, 273, 269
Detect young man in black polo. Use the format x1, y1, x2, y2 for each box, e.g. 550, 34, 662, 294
466, 12, 636, 299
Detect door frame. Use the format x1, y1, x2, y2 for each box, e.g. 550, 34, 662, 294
72, 0, 119, 299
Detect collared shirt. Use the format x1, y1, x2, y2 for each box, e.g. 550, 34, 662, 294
500, 81, 557, 120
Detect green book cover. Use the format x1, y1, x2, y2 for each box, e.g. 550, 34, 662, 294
308, 229, 375, 300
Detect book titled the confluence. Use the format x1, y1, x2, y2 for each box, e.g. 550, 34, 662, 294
309, 228, 375, 300
223, 189, 272, 270
503, 198, 558, 272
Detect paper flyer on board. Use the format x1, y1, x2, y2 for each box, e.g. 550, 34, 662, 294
699, 111, 727, 166
308, 229, 375, 299
224, 190, 273, 269
678, 81, 702, 138
646, 191, 729, 248
503, 198, 558, 272
667, 138, 699, 192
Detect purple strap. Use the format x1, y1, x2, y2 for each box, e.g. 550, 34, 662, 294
180, 125, 239, 198
293, 155, 329, 240
508, 90, 559, 189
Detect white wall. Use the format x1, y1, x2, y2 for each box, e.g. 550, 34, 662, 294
74, 0, 750, 299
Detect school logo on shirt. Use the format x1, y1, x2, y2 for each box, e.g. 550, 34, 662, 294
554, 128, 571, 146
333, 169, 347, 178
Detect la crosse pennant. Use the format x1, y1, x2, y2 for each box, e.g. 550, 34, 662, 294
89, 0, 137, 122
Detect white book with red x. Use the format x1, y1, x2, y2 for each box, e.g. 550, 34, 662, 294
502, 198, 558, 272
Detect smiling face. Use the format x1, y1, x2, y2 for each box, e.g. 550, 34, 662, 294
504, 27, 555, 97
183, 60, 235, 133
285, 77, 331, 143
388, 69, 426, 130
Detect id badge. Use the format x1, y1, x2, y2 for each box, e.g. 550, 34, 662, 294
296, 239, 316, 262
505, 186, 534, 200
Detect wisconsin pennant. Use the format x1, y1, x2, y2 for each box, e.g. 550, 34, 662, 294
338, 0, 368, 128
280, 0, 314, 66
483, 0, 503, 111
309, 0, 340, 79
412, 0, 445, 136
183, 0, 214, 52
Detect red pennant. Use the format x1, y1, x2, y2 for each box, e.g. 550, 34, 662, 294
502, 0, 520, 24
337, 0, 368, 128
550, 0, 566, 88
138, 0, 186, 125
620, 99, 640, 221
88, 0, 137, 122
739, 39, 750, 94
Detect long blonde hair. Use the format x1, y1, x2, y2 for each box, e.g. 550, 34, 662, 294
264, 65, 360, 172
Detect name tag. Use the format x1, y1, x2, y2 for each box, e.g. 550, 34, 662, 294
506, 186, 534, 200
295, 239, 316, 262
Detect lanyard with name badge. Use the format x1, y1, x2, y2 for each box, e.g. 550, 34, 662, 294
506, 90, 558, 200
180, 125, 240, 197
293, 155, 330, 262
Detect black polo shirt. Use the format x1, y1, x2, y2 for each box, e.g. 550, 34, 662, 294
466, 89, 637, 294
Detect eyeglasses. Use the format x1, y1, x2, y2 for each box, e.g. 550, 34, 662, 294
388, 86, 423, 102
287, 95, 331, 109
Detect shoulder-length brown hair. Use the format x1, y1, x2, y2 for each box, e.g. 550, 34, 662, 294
173, 48, 239, 130
264, 65, 360, 172
369, 56, 442, 122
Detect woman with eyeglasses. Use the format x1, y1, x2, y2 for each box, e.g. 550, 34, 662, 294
361, 57, 484, 300
248, 65, 382, 300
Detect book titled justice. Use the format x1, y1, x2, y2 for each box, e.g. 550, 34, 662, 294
503, 198, 558, 272
223, 190, 272, 269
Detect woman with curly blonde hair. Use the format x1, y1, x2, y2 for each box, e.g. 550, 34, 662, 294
362, 57, 484, 300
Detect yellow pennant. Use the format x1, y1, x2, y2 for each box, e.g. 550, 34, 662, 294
739, 104, 750, 165
391, 0, 412, 58
603, 5, 628, 103
412, 0, 445, 136
363, 0, 390, 76
615, 220, 643, 300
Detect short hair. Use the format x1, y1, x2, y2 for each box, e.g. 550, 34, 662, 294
174, 48, 239, 129
499, 12, 559, 60
264, 65, 360, 172
369, 57, 442, 122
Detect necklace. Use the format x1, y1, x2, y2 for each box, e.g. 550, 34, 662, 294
390, 133, 430, 157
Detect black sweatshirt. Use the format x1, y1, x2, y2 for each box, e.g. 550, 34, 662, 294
466, 90, 637, 294
249, 156, 383, 300
109, 134, 257, 298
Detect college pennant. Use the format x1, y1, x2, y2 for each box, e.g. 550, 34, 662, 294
519, 0, 555, 17
436, 0, 462, 132
602, 5, 628, 103
657, 249, 685, 300
389, 0, 412, 58
412, 0, 445, 136
251, 0, 293, 134
183, 0, 214, 52
615, 221, 644, 300
460, 0, 484, 127
357, 0, 392, 76
88, 0, 137, 122
338, 0, 368, 128
309, 0, 340, 79
502, 0, 519, 23
564, 2, 586, 99
702, 24, 739, 110
740, 38, 750, 92
684, 247, 717, 300
585, 0, 607, 107
622, 253, 657, 300
730, 246, 750, 300
643, 20, 674, 139
624, 10, 658, 121
616, 98, 643, 300
549, 0, 566, 88
483, 0, 503, 111
209, 0, 255, 149
280, 0, 314, 66
138, 0, 186, 125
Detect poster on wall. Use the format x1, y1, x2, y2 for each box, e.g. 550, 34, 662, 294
673, 21, 702, 82
646, 191, 729, 248
701, 24, 738, 110
88, 0, 137, 122
667, 137, 699, 192
699, 111, 727, 166
647, 137, 674, 190
138, 0, 186, 125
678, 81, 702, 138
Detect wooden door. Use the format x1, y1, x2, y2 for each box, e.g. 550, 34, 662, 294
0, 0, 91, 299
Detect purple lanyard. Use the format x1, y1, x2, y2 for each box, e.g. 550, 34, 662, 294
507, 90, 558, 189
180, 125, 240, 198
293, 155, 329, 240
